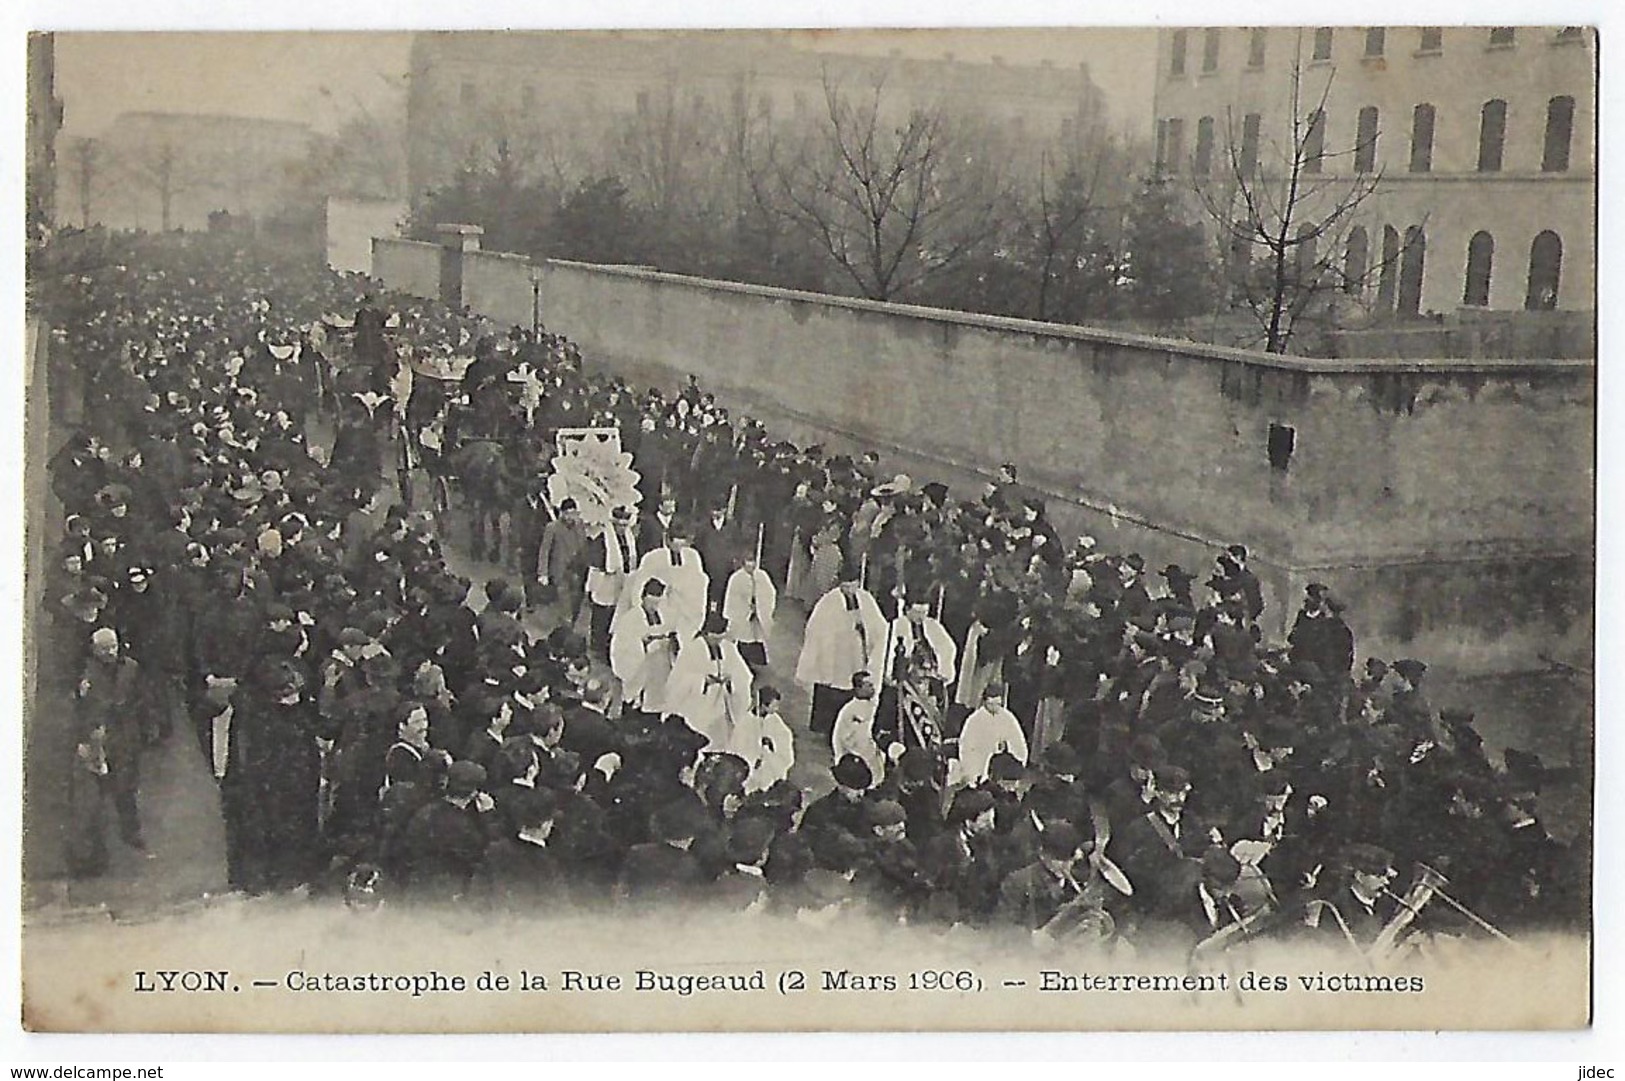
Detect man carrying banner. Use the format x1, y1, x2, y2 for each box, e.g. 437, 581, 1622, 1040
585, 505, 639, 663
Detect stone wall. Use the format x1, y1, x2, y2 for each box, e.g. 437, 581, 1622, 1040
370, 237, 440, 301
371, 242, 1594, 675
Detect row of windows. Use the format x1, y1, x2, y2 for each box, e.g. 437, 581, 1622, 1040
1157, 95, 1577, 176
1328, 226, 1564, 312
1169, 26, 1584, 76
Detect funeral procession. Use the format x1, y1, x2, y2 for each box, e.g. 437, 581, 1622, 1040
23, 29, 1593, 988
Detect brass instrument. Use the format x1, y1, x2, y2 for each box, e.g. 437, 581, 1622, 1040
1373, 862, 1514, 964
1371, 862, 1450, 963
1191, 897, 1278, 959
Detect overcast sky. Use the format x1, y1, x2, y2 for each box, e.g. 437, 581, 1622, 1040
54, 29, 1158, 143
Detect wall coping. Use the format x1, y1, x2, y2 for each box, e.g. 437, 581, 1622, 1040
467, 249, 532, 264
541, 257, 1596, 378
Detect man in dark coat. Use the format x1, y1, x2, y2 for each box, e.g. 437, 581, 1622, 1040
534, 498, 590, 620
1289, 583, 1356, 685
614, 792, 712, 905
220, 660, 325, 893
478, 787, 567, 908
68, 627, 146, 875
398, 760, 491, 902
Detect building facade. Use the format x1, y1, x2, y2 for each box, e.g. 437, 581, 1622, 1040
1151, 26, 1594, 323
406, 31, 1109, 207
27, 33, 64, 236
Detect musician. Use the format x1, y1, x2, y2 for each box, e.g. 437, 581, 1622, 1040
666, 610, 754, 754
795, 572, 888, 738
1115, 765, 1202, 916
1184, 846, 1274, 943
949, 683, 1029, 788
1301, 843, 1400, 948
996, 820, 1111, 937
585, 505, 639, 662
609, 580, 680, 729
723, 549, 776, 669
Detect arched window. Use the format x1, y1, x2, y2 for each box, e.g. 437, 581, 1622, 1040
1377, 225, 1401, 312
1239, 112, 1262, 177
1203, 28, 1222, 72
1398, 225, 1427, 316
1463, 231, 1494, 306
1355, 106, 1380, 172
1526, 231, 1563, 310
1543, 96, 1575, 172
1344, 226, 1369, 295
1409, 104, 1436, 173
1313, 28, 1334, 61
1303, 109, 1326, 173
1194, 116, 1215, 175
1295, 225, 1319, 284
1477, 99, 1507, 172
1163, 118, 1185, 173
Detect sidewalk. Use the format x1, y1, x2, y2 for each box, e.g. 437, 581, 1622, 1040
24, 321, 229, 918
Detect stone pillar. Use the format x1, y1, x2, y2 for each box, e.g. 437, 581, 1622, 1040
435, 223, 483, 310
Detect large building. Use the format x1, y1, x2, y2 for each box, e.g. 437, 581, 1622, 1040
406, 31, 1110, 207
1151, 26, 1594, 334
27, 33, 64, 236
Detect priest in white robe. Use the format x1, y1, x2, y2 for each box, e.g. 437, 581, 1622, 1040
794, 573, 888, 737
610, 579, 680, 725
830, 672, 886, 784
734, 685, 795, 794
620, 523, 708, 641
723, 551, 777, 669
666, 611, 755, 753
949, 682, 1029, 788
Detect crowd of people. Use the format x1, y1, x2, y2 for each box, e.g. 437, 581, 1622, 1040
36, 228, 1583, 961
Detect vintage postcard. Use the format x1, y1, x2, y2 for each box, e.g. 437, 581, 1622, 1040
20, 25, 1594, 1033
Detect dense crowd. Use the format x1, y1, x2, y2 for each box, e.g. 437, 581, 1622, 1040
37, 229, 1582, 960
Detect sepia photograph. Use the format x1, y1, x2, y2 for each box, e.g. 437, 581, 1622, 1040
17, 20, 1597, 1034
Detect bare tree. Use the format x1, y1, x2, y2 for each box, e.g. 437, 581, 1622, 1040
1024, 139, 1131, 322
1194, 53, 1387, 354
617, 71, 719, 222
61, 136, 110, 227
121, 139, 188, 232
770, 68, 1007, 303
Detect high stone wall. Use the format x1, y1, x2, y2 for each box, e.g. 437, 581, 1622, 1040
373, 241, 1594, 677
